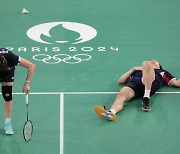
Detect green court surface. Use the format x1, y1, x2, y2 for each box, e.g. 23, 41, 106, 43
0, 0, 180, 154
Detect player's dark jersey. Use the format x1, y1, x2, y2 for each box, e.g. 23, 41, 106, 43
0, 48, 20, 68
130, 69, 176, 87
0, 48, 21, 81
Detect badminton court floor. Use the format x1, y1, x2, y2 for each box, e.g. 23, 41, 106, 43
0, 91, 180, 154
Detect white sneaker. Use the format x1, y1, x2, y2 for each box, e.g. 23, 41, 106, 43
4, 122, 14, 135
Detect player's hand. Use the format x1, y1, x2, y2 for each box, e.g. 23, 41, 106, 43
23, 83, 30, 94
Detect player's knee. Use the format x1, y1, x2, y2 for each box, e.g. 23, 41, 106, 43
118, 87, 134, 101
142, 61, 152, 69
2, 86, 12, 102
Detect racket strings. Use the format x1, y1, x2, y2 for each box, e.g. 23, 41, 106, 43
23, 121, 33, 141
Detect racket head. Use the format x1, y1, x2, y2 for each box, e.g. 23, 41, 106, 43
23, 120, 33, 142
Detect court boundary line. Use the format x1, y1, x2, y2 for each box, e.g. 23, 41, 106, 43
60, 93, 64, 154
8, 91, 180, 95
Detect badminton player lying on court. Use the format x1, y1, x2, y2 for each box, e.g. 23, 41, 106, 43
0, 48, 35, 134
94, 60, 180, 121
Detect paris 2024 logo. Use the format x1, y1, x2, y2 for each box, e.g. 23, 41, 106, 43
27, 22, 98, 64
27, 22, 97, 45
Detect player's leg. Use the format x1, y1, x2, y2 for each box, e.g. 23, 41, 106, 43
95, 86, 135, 121
141, 61, 155, 91
141, 61, 155, 111
110, 86, 135, 113
2, 82, 14, 135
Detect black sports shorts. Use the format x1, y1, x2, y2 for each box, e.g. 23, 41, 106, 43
126, 77, 162, 98
0, 68, 15, 82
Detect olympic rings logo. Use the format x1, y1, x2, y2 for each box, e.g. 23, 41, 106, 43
32, 54, 92, 64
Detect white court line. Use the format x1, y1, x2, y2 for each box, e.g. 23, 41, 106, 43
60, 93, 64, 154
156, 92, 180, 94
8, 91, 180, 95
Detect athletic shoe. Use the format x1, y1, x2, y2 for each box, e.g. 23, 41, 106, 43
142, 97, 151, 111
94, 105, 116, 121
102, 110, 116, 120
4, 122, 14, 135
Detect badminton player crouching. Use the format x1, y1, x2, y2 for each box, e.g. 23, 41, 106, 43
0, 48, 35, 135
96, 60, 180, 120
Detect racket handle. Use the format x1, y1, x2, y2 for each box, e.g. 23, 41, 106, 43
26, 94, 29, 105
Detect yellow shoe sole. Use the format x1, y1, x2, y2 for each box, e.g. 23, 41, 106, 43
94, 105, 116, 121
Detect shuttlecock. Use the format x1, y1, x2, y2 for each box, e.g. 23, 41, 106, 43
22, 8, 29, 14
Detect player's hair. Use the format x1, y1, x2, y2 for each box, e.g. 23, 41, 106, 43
159, 64, 163, 70
0, 54, 9, 71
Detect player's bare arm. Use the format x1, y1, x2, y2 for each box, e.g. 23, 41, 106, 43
169, 78, 180, 88
118, 66, 142, 84
19, 58, 35, 94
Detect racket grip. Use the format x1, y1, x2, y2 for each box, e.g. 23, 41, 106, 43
26, 94, 29, 105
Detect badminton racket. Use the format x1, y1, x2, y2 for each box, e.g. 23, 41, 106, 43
23, 94, 33, 142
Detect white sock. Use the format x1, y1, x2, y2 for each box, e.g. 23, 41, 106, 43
110, 109, 116, 114
144, 89, 151, 98
5, 118, 11, 124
